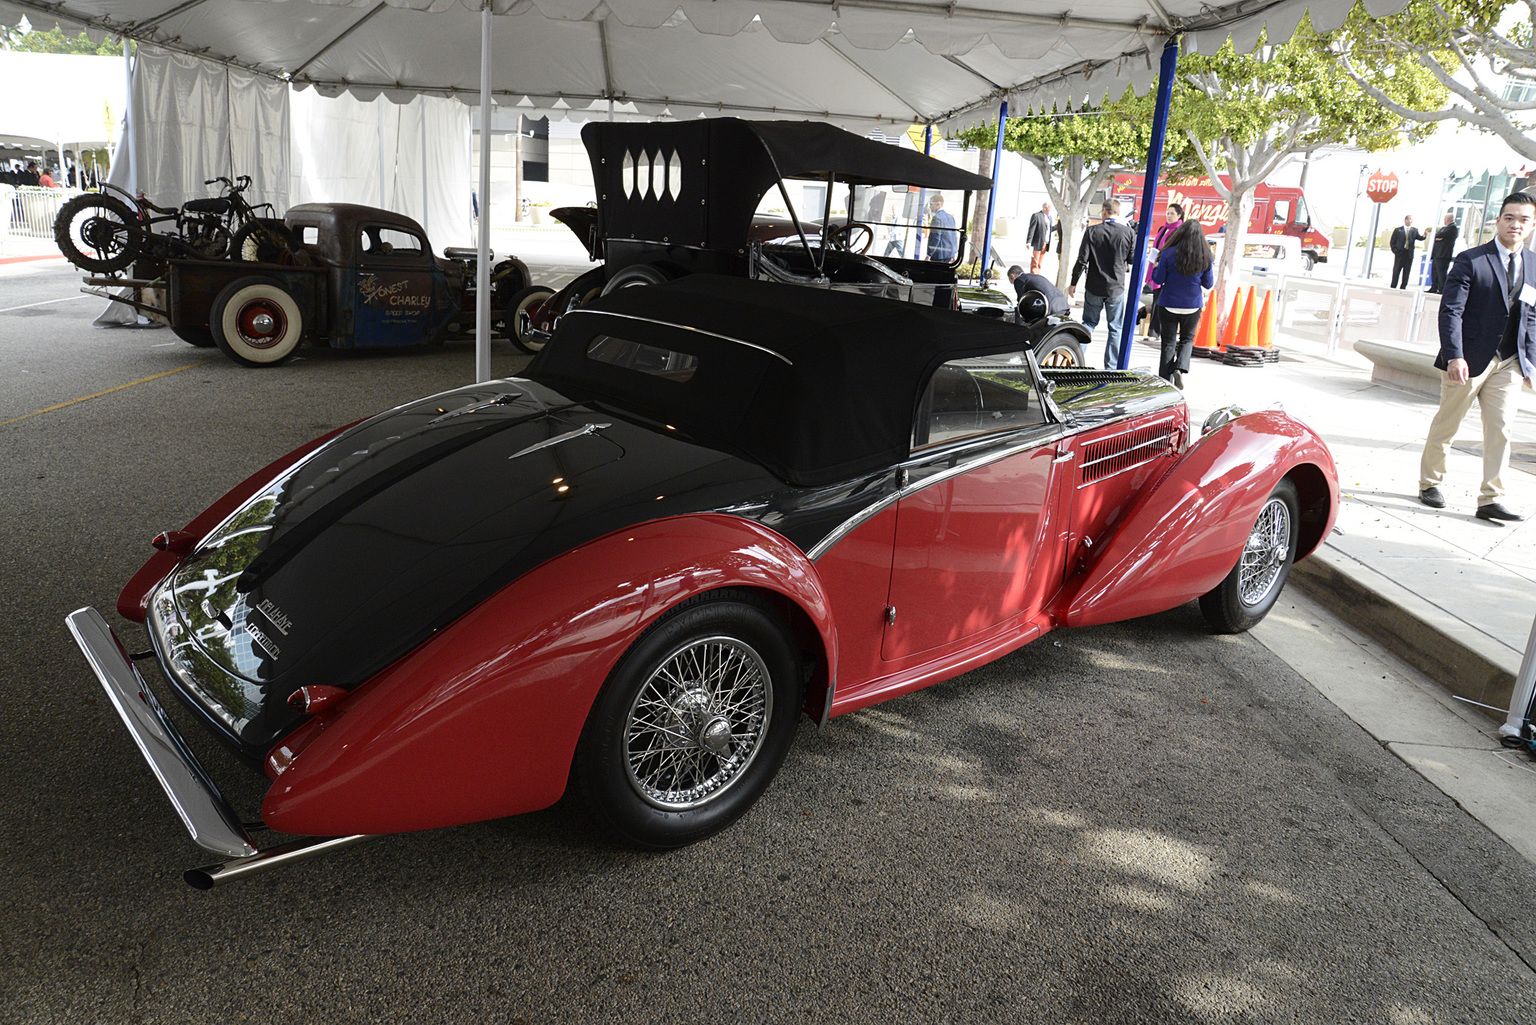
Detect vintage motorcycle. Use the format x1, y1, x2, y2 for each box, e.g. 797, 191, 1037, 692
53, 175, 303, 275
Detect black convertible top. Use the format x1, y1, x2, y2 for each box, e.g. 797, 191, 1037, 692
525, 275, 1033, 486
582, 118, 992, 255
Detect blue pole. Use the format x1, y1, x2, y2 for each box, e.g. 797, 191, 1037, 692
979, 100, 1007, 286
1119, 37, 1180, 370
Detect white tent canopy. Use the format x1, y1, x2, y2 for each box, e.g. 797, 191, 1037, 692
1, 0, 1411, 131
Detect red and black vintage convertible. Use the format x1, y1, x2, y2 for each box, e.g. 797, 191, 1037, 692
68, 276, 1337, 888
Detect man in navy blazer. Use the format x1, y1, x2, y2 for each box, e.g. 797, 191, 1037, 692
1419, 191, 1536, 522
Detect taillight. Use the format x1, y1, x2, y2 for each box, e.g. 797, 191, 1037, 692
151, 530, 197, 556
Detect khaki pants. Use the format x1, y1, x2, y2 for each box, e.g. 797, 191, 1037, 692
1419, 355, 1522, 506
1030, 249, 1046, 273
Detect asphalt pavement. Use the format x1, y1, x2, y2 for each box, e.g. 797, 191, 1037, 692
4, 256, 1536, 1023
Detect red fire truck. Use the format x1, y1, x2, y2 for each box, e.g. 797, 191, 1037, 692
1108, 174, 1332, 270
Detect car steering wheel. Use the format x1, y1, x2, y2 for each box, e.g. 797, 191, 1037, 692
826, 221, 874, 255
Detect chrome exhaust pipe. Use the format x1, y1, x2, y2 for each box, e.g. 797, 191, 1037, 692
184, 834, 371, 889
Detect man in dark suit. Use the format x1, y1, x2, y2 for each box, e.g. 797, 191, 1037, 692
1429, 214, 1458, 293
1027, 202, 1053, 274
1390, 215, 1427, 288
1006, 265, 1069, 316
1419, 192, 1536, 522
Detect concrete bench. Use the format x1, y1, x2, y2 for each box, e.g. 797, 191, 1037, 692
1354, 339, 1440, 398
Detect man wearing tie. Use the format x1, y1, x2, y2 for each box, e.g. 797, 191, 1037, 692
1390, 215, 1426, 289
1027, 202, 1053, 274
1419, 192, 1536, 522
1429, 213, 1458, 293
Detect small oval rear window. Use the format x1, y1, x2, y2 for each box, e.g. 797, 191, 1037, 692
586, 335, 699, 382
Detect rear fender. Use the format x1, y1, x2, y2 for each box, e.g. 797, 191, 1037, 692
259, 514, 834, 838
1063, 411, 1337, 628
116, 421, 361, 622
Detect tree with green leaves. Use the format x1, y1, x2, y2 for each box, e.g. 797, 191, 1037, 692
1341, 0, 1536, 163
3, 24, 121, 56
959, 91, 1179, 289
1175, 15, 1444, 319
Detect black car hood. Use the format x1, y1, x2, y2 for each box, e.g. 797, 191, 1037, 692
155, 379, 785, 754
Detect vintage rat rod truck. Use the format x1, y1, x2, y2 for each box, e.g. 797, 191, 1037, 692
82, 202, 532, 367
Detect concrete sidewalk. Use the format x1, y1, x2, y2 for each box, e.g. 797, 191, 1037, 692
1100, 321, 1536, 860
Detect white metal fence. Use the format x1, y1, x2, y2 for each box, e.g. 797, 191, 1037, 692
1, 185, 81, 257
1232, 268, 1442, 358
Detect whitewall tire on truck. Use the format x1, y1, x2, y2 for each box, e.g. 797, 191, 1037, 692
210, 278, 304, 367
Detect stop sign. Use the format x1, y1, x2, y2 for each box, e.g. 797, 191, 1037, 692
1366, 170, 1400, 204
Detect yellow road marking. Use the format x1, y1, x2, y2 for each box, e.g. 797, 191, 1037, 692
1, 360, 214, 427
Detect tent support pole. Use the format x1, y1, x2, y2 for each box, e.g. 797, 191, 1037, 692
978, 99, 1006, 286
475, 0, 493, 383
1119, 36, 1179, 370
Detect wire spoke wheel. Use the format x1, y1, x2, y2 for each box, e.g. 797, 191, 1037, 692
574, 593, 802, 848
1238, 496, 1292, 606
1200, 478, 1300, 634
624, 635, 771, 810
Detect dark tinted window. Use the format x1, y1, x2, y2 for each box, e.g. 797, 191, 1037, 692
586, 334, 699, 382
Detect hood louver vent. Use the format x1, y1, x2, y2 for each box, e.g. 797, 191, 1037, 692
1079, 422, 1177, 486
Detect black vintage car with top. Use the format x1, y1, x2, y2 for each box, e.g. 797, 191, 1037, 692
507, 119, 1088, 367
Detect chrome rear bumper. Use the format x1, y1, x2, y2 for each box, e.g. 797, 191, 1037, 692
66, 607, 257, 859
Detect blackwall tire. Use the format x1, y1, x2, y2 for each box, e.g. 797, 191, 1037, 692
505, 285, 556, 355
171, 325, 216, 347
210, 278, 304, 367
1199, 478, 1300, 634
54, 193, 140, 274
573, 592, 802, 849
231, 219, 306, 264
1035, 332, 1085, 368
600, 263, 672, 295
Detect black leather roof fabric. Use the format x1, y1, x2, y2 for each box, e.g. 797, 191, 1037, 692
582, 119, 992, 254
525, 275, 1032, 486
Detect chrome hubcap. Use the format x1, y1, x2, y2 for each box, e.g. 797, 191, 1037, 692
624, 635, 772, 810
1238, 496, 1292, 606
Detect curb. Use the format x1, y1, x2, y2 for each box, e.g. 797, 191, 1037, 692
1290, 543, 1519, 721
0, 253, 65, 266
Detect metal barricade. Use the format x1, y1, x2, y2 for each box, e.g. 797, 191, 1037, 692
1, 185, 80, 256
1334, 282, 1423, 355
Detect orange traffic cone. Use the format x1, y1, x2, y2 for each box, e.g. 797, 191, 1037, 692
1193, 301, 1219, 354
1255, 289, 1275, 349
1236, 286, 1259, 348
1217, 290, 1247, 352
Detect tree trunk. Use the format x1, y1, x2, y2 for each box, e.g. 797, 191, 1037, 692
967, 145, 995, 277
1211, 187, 1256, 335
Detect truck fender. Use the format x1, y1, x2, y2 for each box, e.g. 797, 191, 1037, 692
259, 514, 835, 838
1063, 411, 1337, 628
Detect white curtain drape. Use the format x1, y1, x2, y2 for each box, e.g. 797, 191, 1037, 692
289, 88, 471, 247
119, 45, 290, 211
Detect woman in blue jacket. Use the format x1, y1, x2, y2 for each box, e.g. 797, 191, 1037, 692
1150, 219, 1215, 387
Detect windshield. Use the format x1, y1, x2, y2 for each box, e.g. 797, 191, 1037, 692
754, 181, 965, 262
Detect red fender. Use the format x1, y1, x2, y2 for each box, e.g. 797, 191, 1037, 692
260, 514, 835, 837
1063, 411, 1337, 628
116, 421, 361, 622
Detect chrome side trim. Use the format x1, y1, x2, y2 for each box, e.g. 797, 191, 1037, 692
1079, 433, 1175, 472
566, 309, 795, 366
808, 425, 1066, 562
65, 607, 257, 859
184, 834, 372, 890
